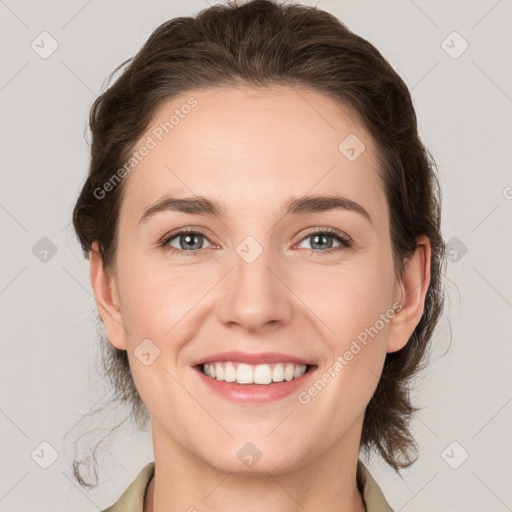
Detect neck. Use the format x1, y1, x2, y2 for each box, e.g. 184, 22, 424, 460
145, 418, 366, 512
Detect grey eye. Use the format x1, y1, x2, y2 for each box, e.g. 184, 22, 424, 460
298, 233, 343, 251
167, 232, 212, 251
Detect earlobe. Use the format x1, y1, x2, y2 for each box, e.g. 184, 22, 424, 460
89, 241, 128, 350
386, 235, 431, 353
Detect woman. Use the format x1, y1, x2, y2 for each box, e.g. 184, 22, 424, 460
72, 1, 446, 510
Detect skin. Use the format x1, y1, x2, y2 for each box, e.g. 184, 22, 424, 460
89, 85, 431, 512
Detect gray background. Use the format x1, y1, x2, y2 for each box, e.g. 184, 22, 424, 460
1, 0, 511, 510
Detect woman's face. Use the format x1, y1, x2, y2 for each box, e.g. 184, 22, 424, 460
94, 85, 420, 474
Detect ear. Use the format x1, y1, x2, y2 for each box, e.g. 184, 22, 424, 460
386, 235, 431, 353
89, 241, 128, 350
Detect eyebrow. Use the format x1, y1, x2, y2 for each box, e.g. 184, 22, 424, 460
138, 194, 372, 226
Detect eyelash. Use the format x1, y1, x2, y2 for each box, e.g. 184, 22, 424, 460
158, 227, 352, 256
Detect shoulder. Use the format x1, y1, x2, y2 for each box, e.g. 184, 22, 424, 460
100, 462, 155, 512
357, 460, 395, 512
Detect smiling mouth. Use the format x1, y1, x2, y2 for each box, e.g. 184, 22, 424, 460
197, 361, 315, 385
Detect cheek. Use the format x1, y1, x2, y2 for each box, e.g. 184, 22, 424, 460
300, 258, 395, 412
303, 259, 394, 344
116, 264, 195, 419
115, 252, 194, 338
301, 267, 394, 417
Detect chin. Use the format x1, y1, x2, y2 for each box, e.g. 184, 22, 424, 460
192, 434, 310, 476
204, 451, 304, 476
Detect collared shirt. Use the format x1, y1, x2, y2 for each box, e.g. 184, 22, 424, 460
101, 460, 394, 512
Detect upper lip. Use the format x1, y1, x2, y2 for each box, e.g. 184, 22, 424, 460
191, 351, 315, 366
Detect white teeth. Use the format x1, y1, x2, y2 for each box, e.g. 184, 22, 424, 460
237, 363, 253, 384
202, 362, 308, 385
284, 364, 295, 381
272, 364, 285, 382
214, 363, 224, 381
224, 362, 236, 382
254, 364, 272, 385
293, 365, 304, 378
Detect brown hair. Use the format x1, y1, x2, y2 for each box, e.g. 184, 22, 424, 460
72, 0, 446, 486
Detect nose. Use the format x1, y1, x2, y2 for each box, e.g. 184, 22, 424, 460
217, 240, 294, 334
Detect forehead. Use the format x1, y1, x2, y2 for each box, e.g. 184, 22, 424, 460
120, 85, 387, 227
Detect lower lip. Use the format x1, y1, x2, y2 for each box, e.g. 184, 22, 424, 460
195, 366, 316, 403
